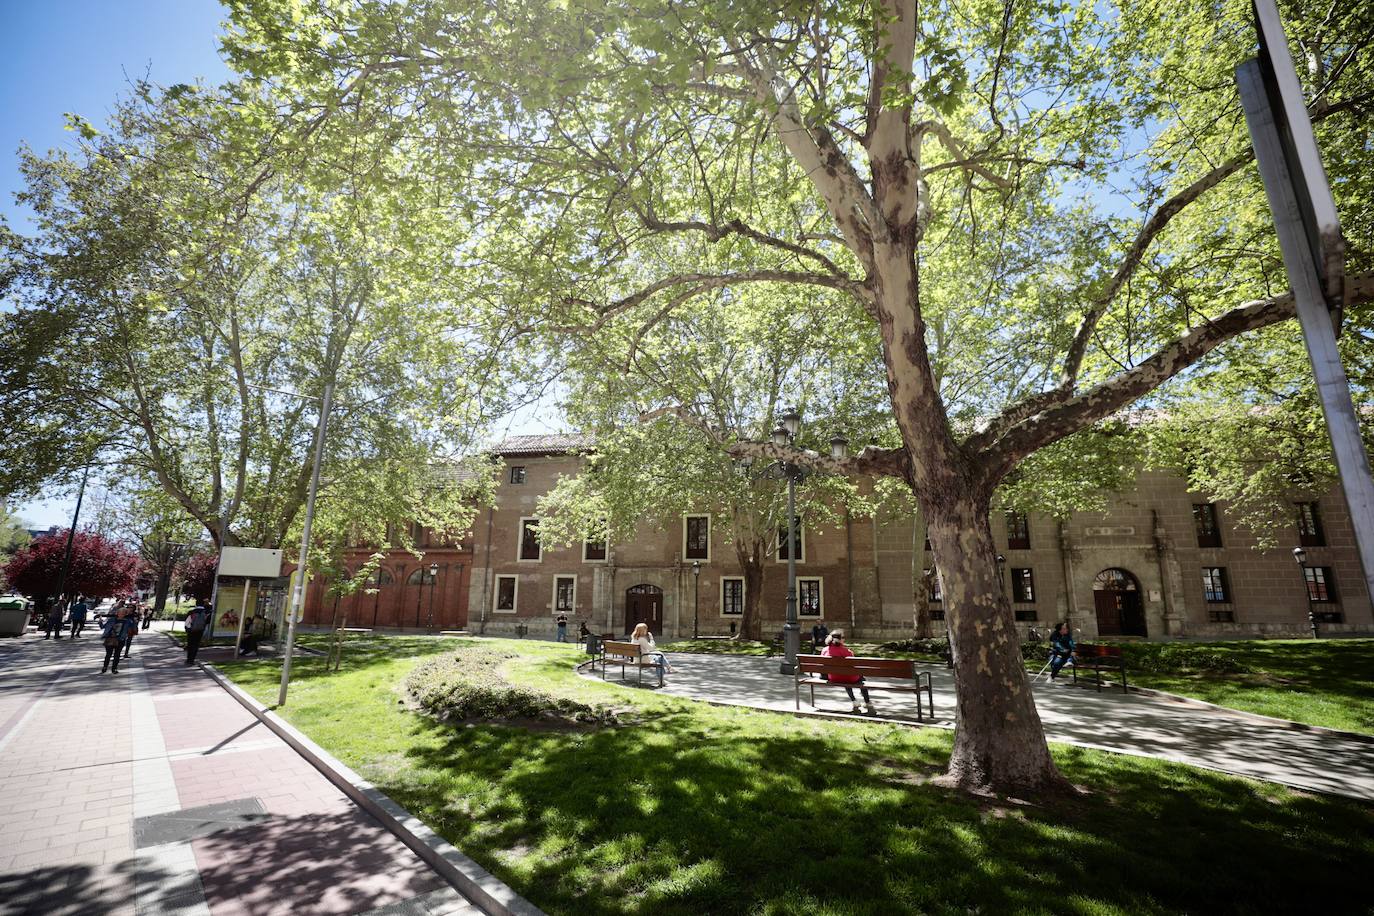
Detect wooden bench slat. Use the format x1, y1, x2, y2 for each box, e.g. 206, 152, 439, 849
795, 654, 935, 719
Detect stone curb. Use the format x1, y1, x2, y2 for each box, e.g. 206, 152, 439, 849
1125, 683, 1374, 745
198, 662, 545, 916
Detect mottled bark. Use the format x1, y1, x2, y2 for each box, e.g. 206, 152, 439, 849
735, 540, 765, 641
927, 493, 1066, 794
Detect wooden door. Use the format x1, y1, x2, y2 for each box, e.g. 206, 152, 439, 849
625, 584, 663, 635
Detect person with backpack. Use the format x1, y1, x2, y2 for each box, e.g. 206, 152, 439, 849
184, 604, 211, 665
99, 605, 136, 674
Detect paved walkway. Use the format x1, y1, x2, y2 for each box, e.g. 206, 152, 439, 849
585, 652, 1374, 801
0, 627, 481, 916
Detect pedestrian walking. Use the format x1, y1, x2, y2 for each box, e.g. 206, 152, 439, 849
43, 598, 64, 639
555, 611, 568, 643
141, 608, 152, 630
68, 596, 89, 639
122, 605, 137, 659
184, 604, 210, 665
100, 606, 136, 674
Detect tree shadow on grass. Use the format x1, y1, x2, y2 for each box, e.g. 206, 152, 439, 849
384, 703, 1374, 915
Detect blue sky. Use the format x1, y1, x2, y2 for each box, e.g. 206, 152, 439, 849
3, 0, 231, 526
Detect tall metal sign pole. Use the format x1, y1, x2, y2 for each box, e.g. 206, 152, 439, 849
1236, 0, 1374, 608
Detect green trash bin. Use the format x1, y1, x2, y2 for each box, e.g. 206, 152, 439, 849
0, 596, 28, 638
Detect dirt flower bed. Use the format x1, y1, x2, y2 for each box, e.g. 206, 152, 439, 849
404, 646, 619, 728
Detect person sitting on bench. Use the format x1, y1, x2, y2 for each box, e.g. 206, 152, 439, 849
821, 630, 875, 715
1049, 621, 1076, 680
631, 622, 673, 676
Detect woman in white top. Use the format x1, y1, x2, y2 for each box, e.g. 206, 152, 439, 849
631, 622, 673, 675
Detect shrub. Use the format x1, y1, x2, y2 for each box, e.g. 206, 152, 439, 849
878, 637, 949, 657
405, 647, 618, 726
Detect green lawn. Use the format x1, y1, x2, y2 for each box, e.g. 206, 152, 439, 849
1106, 639, 1374, 735
219, 635, 1374, 915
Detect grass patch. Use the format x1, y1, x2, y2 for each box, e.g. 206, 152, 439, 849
1104, 639, 1374, 734
218, 635, 1374, 914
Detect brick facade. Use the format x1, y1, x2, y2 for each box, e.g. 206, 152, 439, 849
305, 437, 1374, 641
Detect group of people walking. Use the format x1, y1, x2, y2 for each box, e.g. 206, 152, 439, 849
31, 594, 217, 673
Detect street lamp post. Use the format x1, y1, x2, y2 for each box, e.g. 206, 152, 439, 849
428, 562, 439, 630
750, 410, 850, 675
692, 561, 701, 639
51, 464, 91, 620
1293, 547, 1319, 639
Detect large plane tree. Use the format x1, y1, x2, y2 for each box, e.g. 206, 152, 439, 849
223, 0, 1374, 793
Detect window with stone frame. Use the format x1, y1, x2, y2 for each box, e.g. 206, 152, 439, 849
797, 578, 822, 617
518, 518, 541, 561
555, 576, 576, 612
509, 465, 527, 484
494, 575, 517, 612
684, 515, 710, 560
1193, 503, 1222, 547
1005, 510, 1031, 549
721, 577, 744, 616
1304, 566, 1336, 602
583, 536, 607, 561
925, 568, 943, 603
1297, 501, 1325, 547
1011, 568, 1035, 603
1201, 566, 1231, 603
776, 516, 805, 562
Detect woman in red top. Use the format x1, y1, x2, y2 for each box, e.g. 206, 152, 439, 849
821, 630, 876, 715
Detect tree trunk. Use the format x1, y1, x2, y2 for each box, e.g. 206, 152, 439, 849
926, 492, 1067, 795
153, 564, 172, 616
912, 509, 932, 639
736, 541, 764, 641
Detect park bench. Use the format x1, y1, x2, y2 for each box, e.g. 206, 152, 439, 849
1072, 644, 1128, 692
599, 639, 664, 687
795, 654, 935, 720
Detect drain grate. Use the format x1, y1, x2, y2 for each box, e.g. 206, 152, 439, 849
133, 797, 270, 848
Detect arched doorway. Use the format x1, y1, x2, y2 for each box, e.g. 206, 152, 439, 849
1093, 568, 1147, 637
625, 584, 663, 635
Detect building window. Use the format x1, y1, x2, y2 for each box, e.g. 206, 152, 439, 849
798, 577, 822, 617
1202, 567, 1230, 603
1015, 610, 1038, 622
684, 515, 710, 561
925, 568, 943, 603
721, 577, 744, 616
509, 466, 527, 485
1297, 502, 1325, 547
777, 516, 805, 562
1304, 566, 1336, 602
494, 575, 517, 612
1005, 511, 1031, 550
1208, 608, 1236, 623
583, 537, 607, 562
518, 518, 541, 561
929, 609, 946, 621
1011, 568, 1035, 603
554, 576, 576, 613
1193, 503, 1222, 548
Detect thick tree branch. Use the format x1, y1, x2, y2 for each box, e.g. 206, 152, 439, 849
913, 119, 1014, 190
636, 208, 848, 277
979, 270, 1374, 485
559, 268, 870, 334
867, 0, 922, 232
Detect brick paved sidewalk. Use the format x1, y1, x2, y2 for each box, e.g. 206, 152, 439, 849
0, 628, 480, 916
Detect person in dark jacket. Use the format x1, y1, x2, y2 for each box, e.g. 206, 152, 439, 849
810, 621, 830, 652
184, 605, 211, 665
68, 596, 89, 638
44, 598, 65, 639
1049, 622, 1076, 680
100, 606, 136, 674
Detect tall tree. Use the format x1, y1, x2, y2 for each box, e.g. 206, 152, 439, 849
0, 83, 497, 567
223, 0, 1374, 793
3, 530, 139, 601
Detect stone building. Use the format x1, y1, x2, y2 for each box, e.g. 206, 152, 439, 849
303, 434, 1373, 640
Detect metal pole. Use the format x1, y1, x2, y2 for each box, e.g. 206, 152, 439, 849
232, 579, 251, 658
52, 465, 90, 615
780, 466, 801, 675
1238, 60, 1374, 611
692, 568, 700, 639
278, 380, 333, 706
